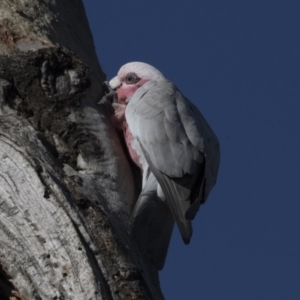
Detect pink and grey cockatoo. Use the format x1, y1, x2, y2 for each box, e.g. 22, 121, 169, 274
106, 62, 220, 270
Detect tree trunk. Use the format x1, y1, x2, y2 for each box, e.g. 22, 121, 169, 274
0, 1, 164, 299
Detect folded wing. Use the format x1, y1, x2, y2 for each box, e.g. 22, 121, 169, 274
126, 80, 220, 243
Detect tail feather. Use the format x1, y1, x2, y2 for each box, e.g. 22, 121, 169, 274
131, 176, 174, 270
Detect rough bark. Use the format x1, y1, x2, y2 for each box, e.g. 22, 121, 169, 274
0, 1, 164, 299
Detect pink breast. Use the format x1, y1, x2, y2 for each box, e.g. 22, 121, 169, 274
114, 86, 143, 170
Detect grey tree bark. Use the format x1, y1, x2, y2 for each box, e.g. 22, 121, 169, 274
0, 1, 164, 299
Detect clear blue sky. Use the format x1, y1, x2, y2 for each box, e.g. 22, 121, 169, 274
83, 1, 300, 299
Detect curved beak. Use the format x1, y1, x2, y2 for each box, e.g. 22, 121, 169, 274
109, 76, 121, 90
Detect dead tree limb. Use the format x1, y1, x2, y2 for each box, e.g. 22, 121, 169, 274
0, 1, 164, 299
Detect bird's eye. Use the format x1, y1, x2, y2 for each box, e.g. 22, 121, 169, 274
125, 72, 140, 84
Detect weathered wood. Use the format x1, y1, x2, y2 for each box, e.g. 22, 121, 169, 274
0, 1, 164, 299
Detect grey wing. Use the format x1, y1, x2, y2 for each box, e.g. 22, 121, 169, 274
127, 80, 220, 243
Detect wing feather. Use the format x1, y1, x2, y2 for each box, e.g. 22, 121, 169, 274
126, 80, 220, 242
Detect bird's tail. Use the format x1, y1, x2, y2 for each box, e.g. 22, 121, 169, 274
131, 189, 174, 270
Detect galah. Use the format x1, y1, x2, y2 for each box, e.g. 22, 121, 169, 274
107, 62, 220, 270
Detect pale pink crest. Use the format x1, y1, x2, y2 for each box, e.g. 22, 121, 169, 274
116, 62, 165, 103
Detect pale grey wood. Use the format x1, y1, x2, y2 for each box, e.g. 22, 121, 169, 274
0, 1, 164, 299
0, 117, 101, 299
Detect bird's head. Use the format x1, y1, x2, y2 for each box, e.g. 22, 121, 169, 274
109, 62, 165, 103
